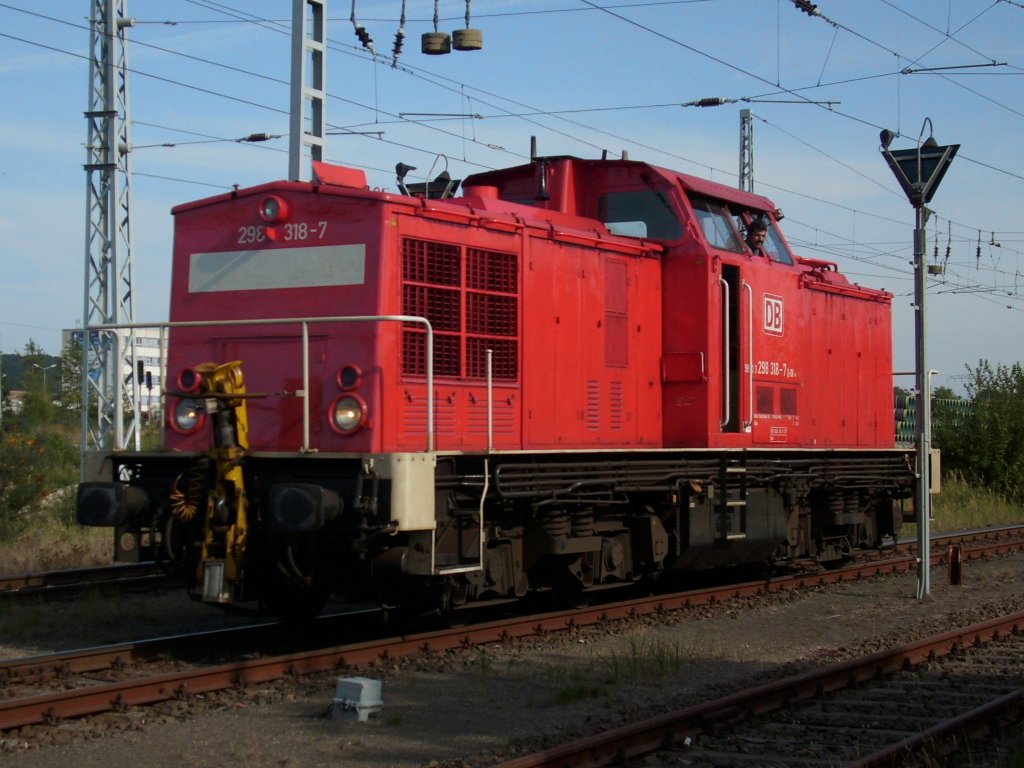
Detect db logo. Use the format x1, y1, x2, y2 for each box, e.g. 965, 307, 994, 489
763, 294, 784, 336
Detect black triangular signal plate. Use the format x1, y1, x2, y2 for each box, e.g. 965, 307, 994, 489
885, 144, 960, 205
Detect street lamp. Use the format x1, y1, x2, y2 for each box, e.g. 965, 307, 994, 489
33, 363, 57, 397
879, 119, 958, 600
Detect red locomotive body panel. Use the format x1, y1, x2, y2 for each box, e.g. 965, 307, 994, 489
461, 159, 896, 451
167, 180, 394, 454
164, 157, 894, 455
165, 163, 667, 456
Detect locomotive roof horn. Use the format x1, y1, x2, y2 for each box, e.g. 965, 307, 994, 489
535, 158, 550, 202
396, 162, 416, 195
396, 157, 460, 199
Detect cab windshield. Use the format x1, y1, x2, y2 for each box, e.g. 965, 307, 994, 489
690, 196, 744, 253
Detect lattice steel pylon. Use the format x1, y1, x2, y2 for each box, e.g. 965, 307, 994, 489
289, 0, 327, 181
739, 108, 754, 193
82, 0, 140, 465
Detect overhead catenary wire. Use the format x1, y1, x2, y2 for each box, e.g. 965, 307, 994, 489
5, 2, 1019, 185
0, 18, 1011, 294
0, 2, 1021, 312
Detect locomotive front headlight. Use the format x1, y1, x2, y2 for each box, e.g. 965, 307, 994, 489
329, 394, 367, 435
171, 398, 205, 434
258, 194, 290, 223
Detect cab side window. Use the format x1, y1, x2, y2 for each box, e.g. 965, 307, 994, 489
691, 197, 744, 253
763, 226, 793, 265
598, 190, 682, 241
735, 212, 794, 265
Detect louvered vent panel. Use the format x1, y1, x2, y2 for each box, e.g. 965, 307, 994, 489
403, 239, 460, 285
467, 398, 517, 435
609, 380, 624, 430
402, 237, 519, 382
467, 248, 517, 292
466, 293, 516, 336
466, 337, 518, 379
586, 380, 600, 431
403, 394, 457, 435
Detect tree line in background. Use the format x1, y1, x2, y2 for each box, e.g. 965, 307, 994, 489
932, 361, 1024, 504
0, 344, 1021, 539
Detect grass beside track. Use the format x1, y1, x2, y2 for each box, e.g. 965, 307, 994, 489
917, 472, 1024, 534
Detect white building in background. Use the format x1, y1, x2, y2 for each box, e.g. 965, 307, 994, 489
63, 327, 167, 423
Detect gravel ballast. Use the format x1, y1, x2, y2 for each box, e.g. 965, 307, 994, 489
3, 552, 1024, 767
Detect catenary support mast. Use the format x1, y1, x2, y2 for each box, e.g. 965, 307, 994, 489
289, 0, 327, 181
739, 108, 754, 192
82, 0, 140, 465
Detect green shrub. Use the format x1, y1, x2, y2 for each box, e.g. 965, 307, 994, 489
0, 426, 79, 539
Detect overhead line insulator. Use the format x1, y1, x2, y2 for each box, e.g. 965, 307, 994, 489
793, 0, 820, 16
683, 97, 731, 108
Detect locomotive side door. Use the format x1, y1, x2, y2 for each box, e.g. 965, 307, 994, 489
688, 196, 752, 436
722, 217, 802, 439
740, 215, 801, 447
718, 262, 749, 434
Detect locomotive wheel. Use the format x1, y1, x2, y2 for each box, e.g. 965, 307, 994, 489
379, 578, 463, 631
821, 555, 853, 570
162, 513, 201, 585
550, 563, 591, 608
260, 536, 331, 621
262, 566, 330, 621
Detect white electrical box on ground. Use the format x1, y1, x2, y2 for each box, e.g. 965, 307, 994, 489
331, 677, 383, 722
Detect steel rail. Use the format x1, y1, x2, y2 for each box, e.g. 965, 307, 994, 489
0, 562, 163, 593
849, 689, 1024, 767
491, 610, 1024, 768
1, 523, 1014, 602
0, 565, 905, 729
0, 563, 175, 606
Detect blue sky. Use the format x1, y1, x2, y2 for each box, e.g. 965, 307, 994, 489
1, 0, 1022, 393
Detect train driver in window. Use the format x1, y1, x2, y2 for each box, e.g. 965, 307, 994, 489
745, 213, 770, 257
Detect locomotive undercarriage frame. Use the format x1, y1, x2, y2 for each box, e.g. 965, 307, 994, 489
82, 448, 913, 616
430, 449, 914, 602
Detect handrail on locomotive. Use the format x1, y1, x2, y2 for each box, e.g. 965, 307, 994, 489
83, 314, 439, 455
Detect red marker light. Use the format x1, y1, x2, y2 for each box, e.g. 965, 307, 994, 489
259, 195, 290, 223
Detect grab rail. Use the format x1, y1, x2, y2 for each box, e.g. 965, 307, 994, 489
86, 314, 435, 453
718, 276, 730, 429
742, 279, 753, 432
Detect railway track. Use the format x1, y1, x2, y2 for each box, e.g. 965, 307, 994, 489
2, 524, 1020, 608
1, 533, 1021, 737
492, 610, 1024, 768
0, 562, 173, 605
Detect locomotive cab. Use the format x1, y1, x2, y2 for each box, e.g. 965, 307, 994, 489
462, 157, 895, 450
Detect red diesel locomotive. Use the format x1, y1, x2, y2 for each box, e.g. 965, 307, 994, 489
78, 154, 915, 617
